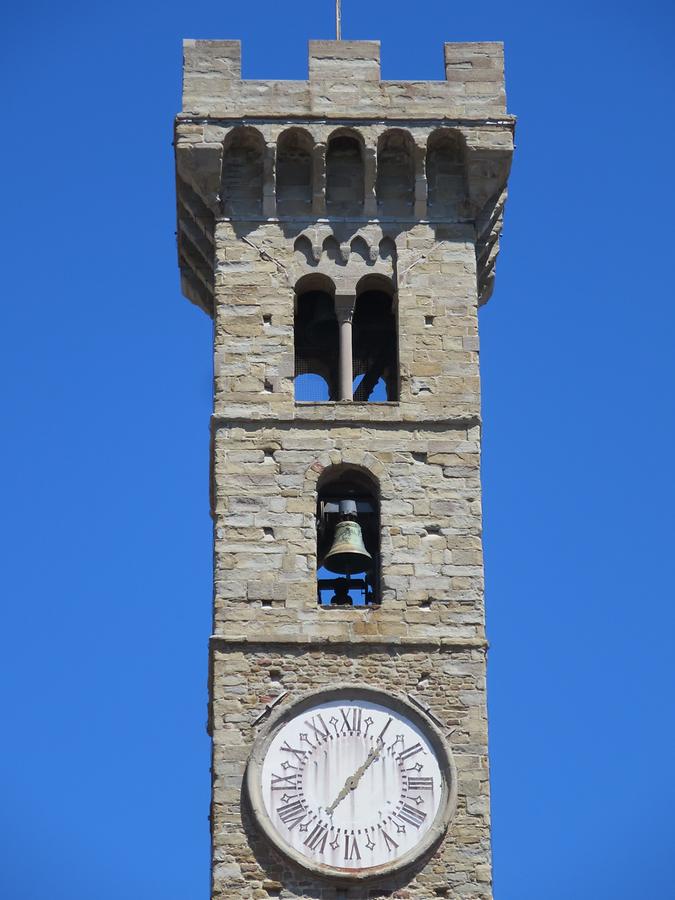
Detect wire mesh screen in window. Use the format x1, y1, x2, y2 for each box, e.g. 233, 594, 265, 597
294, 290, 338, 401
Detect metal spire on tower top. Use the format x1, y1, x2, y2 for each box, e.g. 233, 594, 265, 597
336, 0, 341, 39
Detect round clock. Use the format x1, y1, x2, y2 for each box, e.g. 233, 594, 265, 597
246, 685, 456, 880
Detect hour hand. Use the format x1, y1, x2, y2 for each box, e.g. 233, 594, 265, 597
326, 741, 383, 815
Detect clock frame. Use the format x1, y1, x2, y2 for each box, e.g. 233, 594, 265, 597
245, 684, 457, 882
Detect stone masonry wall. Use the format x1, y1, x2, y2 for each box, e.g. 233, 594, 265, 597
211, 644, 491, 900
213, 421, 484, 641
210, 229, 491, 897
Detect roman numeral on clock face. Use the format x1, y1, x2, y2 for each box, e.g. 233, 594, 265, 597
395, 803, 427, 829
270, 772, 298, 791
407, 776, 434, 791
304, 714, 330, 743
276, 800, 306, 829
303, 822, 328, 853
397, 742, 424, 762
280, 741, 307, 764
377, 716, 393, 743
344, 833, 361, 861
340, 706, 362, 733
381, 828, 399, 851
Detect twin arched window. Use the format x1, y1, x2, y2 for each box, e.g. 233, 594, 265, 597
294, 276, 398, 403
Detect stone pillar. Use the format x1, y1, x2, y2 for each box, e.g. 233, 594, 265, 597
414, 141, 428, 219
335, 295, 355, 400
312, 142, 326, 217
262, 141, 276, 217
363, 143, 377, 217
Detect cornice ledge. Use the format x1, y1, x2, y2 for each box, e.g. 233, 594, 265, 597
209, 634, 488, 650
209, 413, 482, 430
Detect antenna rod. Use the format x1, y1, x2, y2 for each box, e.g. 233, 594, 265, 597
336, 0, 341, 39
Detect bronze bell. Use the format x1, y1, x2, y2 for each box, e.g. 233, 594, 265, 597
323, 500, 373, 575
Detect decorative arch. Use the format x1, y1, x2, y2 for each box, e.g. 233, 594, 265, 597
293, 234, 315, 266
221, 127, 264, 216
355, 272, 396, 296
304, 452, 391, 498
426, 128, 468, 219
294, 272, 335, 297
276, 128, 313, 215
350, 235, 372, 264
379, 236, 397, 262
377, 129, 414, 216
322, 235, 346, 265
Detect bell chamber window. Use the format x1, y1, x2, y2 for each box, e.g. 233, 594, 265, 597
352, 276, 398, 402
293, 273, 398, 403
294, 275, 339, 402
316, 466, 380, 607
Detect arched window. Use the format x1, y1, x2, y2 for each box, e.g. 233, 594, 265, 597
426, 129, 467, 219
377, 129, 414, 216
316, 466, 380, 607
352, 275, 398, 402
221, 127, 264, 216
276, 128, 313, 216
293, 275, 339, 401
326, 131, 364, 216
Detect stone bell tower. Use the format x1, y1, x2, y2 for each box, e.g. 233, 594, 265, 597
175, 38, 513, 900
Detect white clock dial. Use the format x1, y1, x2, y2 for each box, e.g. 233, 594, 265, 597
247, 687, 455, 879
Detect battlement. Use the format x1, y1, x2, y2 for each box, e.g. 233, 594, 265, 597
181, 39, 509, 120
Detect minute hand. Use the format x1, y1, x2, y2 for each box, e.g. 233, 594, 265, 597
326, 741, 383, 815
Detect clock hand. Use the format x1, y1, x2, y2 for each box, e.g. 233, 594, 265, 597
326, 740, 383, 815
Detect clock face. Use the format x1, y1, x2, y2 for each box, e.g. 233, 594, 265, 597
247, 687, 455, 880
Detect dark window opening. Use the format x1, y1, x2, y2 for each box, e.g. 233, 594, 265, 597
294, 285, 339, 401
426, 129, 467, 219
276, 129, 312, 215
352, 285, 398, 401
221, 127, 264, 216
326, 134, 364, 216
317, 467, 380, 607
377, 130, 414, 216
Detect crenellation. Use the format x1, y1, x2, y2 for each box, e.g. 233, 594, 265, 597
181, 39, 509, 119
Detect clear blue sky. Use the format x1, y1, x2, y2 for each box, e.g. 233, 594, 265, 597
2, 1, 674, 897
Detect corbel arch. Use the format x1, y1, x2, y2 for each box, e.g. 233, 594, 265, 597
276, 127, 314, 215
377, 128, 415, 216
426, 128, 468, 219
221, 126, 265, 216
325, 128, 365, 215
